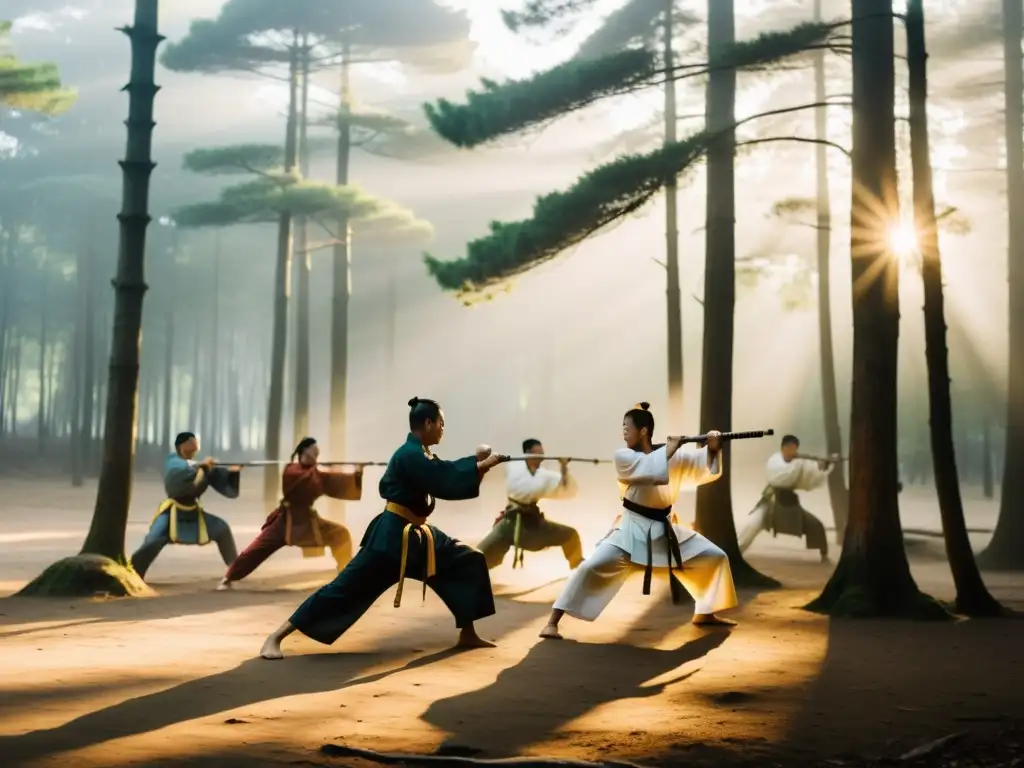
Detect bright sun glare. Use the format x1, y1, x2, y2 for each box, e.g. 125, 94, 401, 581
887, 221, 919, 259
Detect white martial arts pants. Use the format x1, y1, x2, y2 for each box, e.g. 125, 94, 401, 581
737, 502, 770, 554
552, 534, 738, 621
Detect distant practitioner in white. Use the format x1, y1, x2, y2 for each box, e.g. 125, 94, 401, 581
737, 434, 834, 563
539, 402, 738, 640
477, 437, 583, 571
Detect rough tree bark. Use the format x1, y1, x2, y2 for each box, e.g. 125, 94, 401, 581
806, 0, 944, 618
263, 34, 300, 504
694, 0, 778, 588
663, 0, 683, 424
906, 0, 1003, 615
978, 0, 1024, 570
17, 0, 162, 597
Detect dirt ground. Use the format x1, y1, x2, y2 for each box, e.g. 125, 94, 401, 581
1, 477, 1022, 768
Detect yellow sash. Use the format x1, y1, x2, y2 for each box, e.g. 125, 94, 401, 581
153, 498, 209, 545
281, 501, 326, 558
384, 501, 436, 608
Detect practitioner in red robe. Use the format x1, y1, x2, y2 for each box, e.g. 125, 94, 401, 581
218, 437, 361, 590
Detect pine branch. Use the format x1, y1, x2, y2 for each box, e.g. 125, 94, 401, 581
424, 99, 851, 298
424, 131, 710, 295
425, 47, 658, 148
425, 21, 837, 149
502, 0, 601, 34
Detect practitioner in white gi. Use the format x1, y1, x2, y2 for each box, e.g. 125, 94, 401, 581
539, 402, 738, 640
737, 434, 834, 562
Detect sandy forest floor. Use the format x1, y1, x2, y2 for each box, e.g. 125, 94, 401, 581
1, 478, 1023, 767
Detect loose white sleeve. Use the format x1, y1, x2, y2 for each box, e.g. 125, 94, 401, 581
614, 446, 670, 486
766, 454, 827, 491
668, 444, 723, 487
506, 462, 578, 502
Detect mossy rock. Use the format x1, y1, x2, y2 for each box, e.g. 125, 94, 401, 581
15, 554, 155, 598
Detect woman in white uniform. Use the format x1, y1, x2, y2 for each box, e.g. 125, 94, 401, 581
539, 402, 738, 640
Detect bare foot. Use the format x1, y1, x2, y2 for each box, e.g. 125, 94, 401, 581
259, 636, 284, 660
216, 578, 233, 591
539, 623, 563, 639
456, 629, 496, 649
692, 613, 737, 627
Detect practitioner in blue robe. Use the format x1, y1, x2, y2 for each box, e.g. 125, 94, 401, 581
259, 397, 504, 659
130, 431, 241, 580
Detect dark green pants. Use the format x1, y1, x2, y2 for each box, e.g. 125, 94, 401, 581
289, 524, 495, 645
477, 514, 583, 570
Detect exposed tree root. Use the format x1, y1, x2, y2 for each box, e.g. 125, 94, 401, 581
319, 743, 644, 768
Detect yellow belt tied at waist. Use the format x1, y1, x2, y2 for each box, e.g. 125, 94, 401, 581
153, 499, 208, 545
281, 501, 325, 558
385, 501, 436, 608
506, 502, 539, 570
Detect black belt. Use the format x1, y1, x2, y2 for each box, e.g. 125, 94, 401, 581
621, 498, 686, 604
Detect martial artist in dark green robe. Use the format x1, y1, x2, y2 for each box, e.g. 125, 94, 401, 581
259, 398, 504, 659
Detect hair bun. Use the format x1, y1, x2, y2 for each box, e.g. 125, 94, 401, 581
408, 397, 419, 408
637, 401, 650, 411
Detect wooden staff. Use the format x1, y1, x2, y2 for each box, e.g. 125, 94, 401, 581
665, 428, 775, 443
211, 460, 389, 467
795, 453, 847, 463
497, 455, 614, 464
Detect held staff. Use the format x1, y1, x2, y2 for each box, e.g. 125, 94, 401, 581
210, 460, 390, 467
664, 429, 775, 443
794, 453, 846, 463
497, 455, 614, 464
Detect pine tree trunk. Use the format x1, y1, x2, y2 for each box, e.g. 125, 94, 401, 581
209, 233, 220, 452
695, 0, 777, 587
161, 307, 173, 450
385, 249, 396, 398
188, 311, 200, 428
263, 35, 299, 503
37, 271, 49, 447
0, 222, 14, 437
978, 0, 1024, 570
228, 333, 242, 452
907, 0, 1002, 615
813, 0, 849, 542
329, 41, 353, 518
11, 333, 21, 434
78, 0, 162, 561
806, 0, 943, 618
71, 253, 85, 486
293, 37, 312, 443
663, 0, 683, 423
81, 238, 96, 471
982, 412, 994, 499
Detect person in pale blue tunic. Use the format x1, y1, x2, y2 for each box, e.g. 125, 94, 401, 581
130, 431, 241, 580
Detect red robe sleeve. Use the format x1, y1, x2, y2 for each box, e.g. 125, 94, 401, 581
319, 468, 363, 501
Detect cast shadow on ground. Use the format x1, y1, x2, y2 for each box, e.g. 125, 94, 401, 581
0, 594, 555, 764
780, 609, 1024, 761
421, 632, 729, 757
